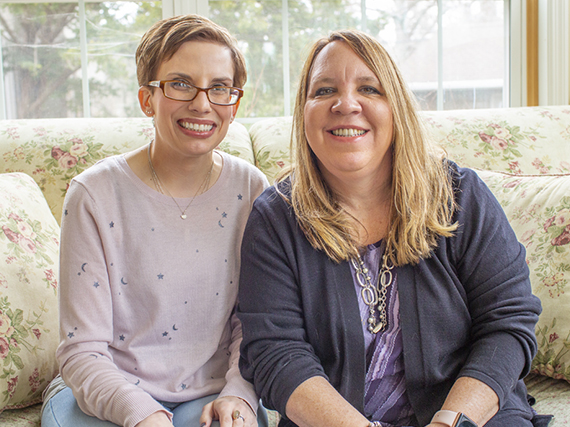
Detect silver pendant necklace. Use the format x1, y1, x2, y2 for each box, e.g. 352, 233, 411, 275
351, 251, 394, 334
147, 141, 214, 220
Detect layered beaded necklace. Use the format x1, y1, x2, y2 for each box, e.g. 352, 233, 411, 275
147, 141, 214, 220
351, 251, 394, 334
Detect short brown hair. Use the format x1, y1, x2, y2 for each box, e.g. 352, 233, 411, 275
136, 14, 247, 88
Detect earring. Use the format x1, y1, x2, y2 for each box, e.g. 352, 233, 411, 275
146, 110, 152, 115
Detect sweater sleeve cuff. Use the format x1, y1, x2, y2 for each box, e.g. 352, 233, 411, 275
219, 378, 260, 415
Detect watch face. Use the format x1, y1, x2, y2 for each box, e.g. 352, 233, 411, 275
456, 415, 477, 427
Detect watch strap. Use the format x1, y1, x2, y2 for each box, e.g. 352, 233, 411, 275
431, 410, 477, 427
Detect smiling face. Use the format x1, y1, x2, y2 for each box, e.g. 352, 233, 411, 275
303, 40, 394, 188
138, 40, 238, 159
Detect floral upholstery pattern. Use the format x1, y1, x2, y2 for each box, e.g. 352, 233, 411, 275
476, 170, 570, 384
1, 107, 570, 425
249, 107, 570, 182
0, 173, 59, 415
422, 106, 570, 174
0, 118, 255, 225
249, 117, 293, 183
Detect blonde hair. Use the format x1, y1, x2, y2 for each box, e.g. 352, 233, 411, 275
285, 30, 457, 266
136, 14, 247, 88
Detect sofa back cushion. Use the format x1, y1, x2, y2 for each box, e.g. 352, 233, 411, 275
249, 117, 293, 183
423, 106, 570, 175
0, 118, 255, 225
0, 172, 60, 413
248, 106, 570, 183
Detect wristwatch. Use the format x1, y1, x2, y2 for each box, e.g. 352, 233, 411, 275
431, 410, 478, 427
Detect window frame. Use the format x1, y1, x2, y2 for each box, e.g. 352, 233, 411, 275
0, 0, 567, 120
180, 0, 523, 114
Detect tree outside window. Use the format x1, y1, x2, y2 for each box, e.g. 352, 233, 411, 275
0, 0, 506, 120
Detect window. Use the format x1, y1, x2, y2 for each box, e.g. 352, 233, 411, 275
210, 0, 508, 120
0, 0, 517, 120
0, 1, 162, 119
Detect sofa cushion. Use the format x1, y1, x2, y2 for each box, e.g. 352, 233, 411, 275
525, 374, 570, 425
476, 170, 570, 384
0, 118, 255, 225
218, 120, 256, 165
0, 173, 60, 413
423, 107, 570, 175
249, 117, 293, 183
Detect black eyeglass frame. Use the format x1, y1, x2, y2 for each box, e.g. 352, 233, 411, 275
147, 80, 244, 106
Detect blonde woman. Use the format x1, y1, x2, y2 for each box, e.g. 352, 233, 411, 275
238, 30, 549, 427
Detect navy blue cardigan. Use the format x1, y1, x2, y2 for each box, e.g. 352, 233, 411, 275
238, 165, 542, 427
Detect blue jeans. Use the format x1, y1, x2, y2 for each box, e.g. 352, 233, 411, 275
41, 387, 269, 427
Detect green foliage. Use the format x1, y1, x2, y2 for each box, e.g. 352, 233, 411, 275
0, 1, 459, 119
211, 0, 368, 118
0, 1, 162, 118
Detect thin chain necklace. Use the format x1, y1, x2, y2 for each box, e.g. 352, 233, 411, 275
147, 141, 214, 220
351, 250, 394, 334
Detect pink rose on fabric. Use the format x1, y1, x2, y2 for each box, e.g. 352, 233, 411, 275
19, 236, 37, 253
7, 376, 18, 398
277, 161, 285, 168
17, 221, 35, 239
51, 146, 65, 160
13, 147, 24, 159
34, 127, 47, 136
521, 230, 535, 247
493, 126, 511, 140
45, 269, 58, 289
544, 216, 555, 231
0, 312, 14, 337
33, 328, 41, 339
560, 161, 570, 171
478, 132, 492, 143
555, 211, 570, 227
490, 137, 508, 151
532, 158, 543, 168
549, 333, 559, 343
503, 179, 522, 189
58, 153, 78, 169
0, 273, 7, 289
69, 142, 88, 158
2, 225, 20, 244
508, 161, 522, 174
28, 368, 41, 393
552, 224, 570, 246
0, 337, 9, 359
8, 213, 22, 222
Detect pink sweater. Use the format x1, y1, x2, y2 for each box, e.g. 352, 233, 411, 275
57, 151, 268, 427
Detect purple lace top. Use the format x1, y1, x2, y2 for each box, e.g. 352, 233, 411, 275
349, 243, 415, 427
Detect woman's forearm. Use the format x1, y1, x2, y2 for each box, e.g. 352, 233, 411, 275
285, 376, 369, 427
431, 376, 499, 427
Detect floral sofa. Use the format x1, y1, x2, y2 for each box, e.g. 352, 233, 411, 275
0, 106, 569, 426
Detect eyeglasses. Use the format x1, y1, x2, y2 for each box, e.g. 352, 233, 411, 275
148, 80, 243, 106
